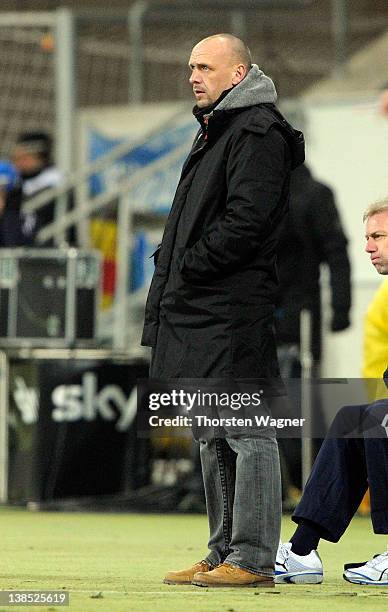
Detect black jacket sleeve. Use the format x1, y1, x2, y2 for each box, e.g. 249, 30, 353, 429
180, 127, 289, 280
309, 184, 351, 330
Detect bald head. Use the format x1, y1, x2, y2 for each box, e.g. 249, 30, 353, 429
189, 34, 252, 108
196, 34, 252, 69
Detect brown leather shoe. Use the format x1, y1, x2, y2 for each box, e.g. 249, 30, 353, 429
192, 563, 274, 588
163, 560, 212, 585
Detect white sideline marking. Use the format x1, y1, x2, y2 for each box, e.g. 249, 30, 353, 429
67, 589, 255, 595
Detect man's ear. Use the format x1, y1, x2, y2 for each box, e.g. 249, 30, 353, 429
231, 63, 248, 86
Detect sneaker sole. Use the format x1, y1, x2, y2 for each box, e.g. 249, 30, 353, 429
163, 579, 192, 585
343, 573, 388, 586
192, 579, 274, 588
275, 572, 323, 584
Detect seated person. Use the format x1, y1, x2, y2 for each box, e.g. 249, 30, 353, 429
275, 198, 388, 586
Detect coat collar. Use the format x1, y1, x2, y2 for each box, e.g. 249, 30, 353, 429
192, 88, 233, 132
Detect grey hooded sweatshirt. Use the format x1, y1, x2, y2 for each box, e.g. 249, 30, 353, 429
216, 64, 277, 111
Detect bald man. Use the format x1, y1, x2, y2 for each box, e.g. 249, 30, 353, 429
141, 34, 304, 587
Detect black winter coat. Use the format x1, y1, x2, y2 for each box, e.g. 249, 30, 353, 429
141, 102, 305, 379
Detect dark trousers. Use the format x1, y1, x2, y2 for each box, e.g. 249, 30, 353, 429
292, 400, 388, 542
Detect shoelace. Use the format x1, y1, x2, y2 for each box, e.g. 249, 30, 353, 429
279, 544, 291, 562
365, 551, 388, 568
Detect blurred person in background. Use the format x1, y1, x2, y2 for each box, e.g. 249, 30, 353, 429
275, 163, 351, 500
0, 159, 24, 247
275, 198, 388, 586
12, 131, 63, 246
142, 33, 304, 588
379, 89, 388, 116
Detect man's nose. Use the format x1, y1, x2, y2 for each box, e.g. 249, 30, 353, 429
189, 69, 200, 84
365, 237, 376, 253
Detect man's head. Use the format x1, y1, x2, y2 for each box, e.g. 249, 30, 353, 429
189, 34, 252, 108
364, 198, 388, 275
379, 89, 388, 116
12, 132, 52, 176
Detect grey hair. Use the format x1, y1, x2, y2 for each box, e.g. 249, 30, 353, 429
363, 197, 388, 222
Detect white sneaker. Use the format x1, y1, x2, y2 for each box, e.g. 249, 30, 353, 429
275, 542, 323, 584
343, 548, 388, 585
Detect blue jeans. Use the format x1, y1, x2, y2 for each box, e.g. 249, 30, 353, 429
199, 434, 281, 577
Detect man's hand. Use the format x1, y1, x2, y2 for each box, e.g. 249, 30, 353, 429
331, 311, 350, 332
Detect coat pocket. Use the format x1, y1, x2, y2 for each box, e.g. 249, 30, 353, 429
231, 314, 279, 379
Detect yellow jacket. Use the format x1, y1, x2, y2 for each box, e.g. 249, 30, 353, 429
363, 279, 388, 399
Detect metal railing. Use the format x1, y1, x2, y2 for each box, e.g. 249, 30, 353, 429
22, 117, 194, 351
0, 352, 9, 503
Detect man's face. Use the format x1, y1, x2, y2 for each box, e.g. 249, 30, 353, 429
12, 146, 42, 175
188, 38, 246, 108
365, 210, 388, 275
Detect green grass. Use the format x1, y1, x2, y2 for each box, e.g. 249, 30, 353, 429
0, 507, 388, 611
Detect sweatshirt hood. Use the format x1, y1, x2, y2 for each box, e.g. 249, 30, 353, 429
193, 64, 304, 171
215, 64, 277, 112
